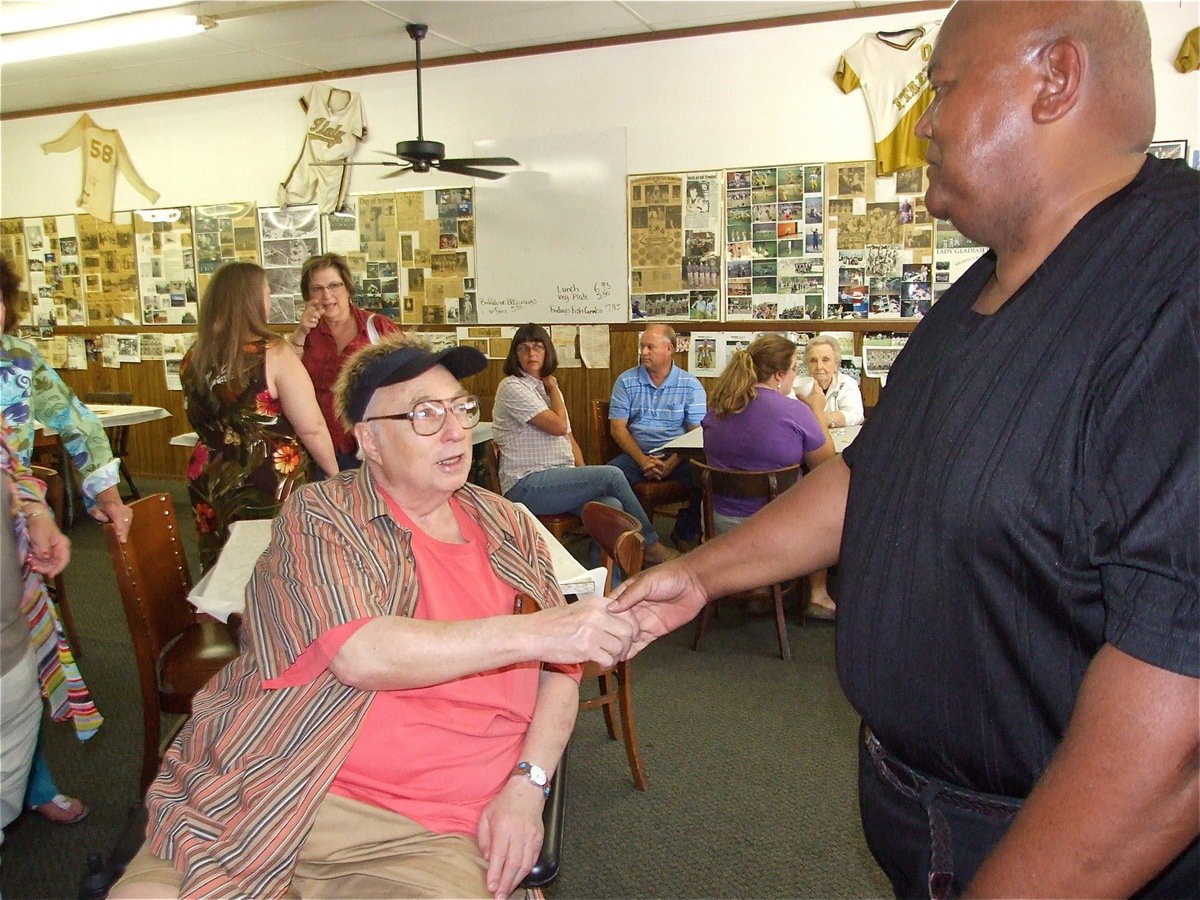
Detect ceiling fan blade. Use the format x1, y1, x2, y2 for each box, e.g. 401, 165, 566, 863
313, 161, 405, 167
440, 157, 519, 168
373, 149, 409, 161
436, 161, 507, 180
381, 165, 413, 179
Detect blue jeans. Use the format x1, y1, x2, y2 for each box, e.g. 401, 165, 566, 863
23, 738, 57, 807
606, 453, 701, 542
505, 466, 661, 546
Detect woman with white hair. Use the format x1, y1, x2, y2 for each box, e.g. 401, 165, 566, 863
795, 335, 864, 429
793, 335, 864, 618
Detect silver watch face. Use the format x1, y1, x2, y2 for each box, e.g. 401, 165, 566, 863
527, 764, 548, 786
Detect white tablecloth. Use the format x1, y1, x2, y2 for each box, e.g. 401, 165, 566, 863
189, 502, 595, 623
173, 421, 495, 450
653, 422, 861, 455
39, 404, 170, 435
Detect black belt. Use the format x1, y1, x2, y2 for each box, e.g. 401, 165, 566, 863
862, 724, 1022, 899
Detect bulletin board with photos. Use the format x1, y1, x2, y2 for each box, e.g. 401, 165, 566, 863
325, 188, 476, 328
259, 204, 322, 324
1, 215, 86, 327
628, 158, 988, 325
193, 202, 261, 296
132, 206, 199, 326
628, 171, 723, 324
78, 211, 140, 326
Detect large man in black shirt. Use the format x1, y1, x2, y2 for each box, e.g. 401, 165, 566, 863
612, 2, 1198, 896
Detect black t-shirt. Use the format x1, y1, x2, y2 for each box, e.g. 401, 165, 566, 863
838, 156, 1198, 800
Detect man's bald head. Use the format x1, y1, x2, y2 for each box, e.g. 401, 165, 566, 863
921, 1, 1156, 250
944, 1, 1154, 149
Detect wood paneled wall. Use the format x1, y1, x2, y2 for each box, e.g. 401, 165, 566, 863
49, 320, 911, 479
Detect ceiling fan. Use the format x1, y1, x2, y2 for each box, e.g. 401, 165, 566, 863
325, 23, 519, 181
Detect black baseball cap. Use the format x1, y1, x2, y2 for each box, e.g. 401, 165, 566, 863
345, 343, 487, 424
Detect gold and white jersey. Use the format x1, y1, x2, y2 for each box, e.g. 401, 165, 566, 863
834, 22, 941, 175
41, 114, 160, 222
279, 84, 367, 214
1175, 27, 1199, 73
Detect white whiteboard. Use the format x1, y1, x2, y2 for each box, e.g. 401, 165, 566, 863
473, 129, 627, 323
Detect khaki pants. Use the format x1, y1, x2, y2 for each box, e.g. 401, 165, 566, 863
114, 792, 498, 898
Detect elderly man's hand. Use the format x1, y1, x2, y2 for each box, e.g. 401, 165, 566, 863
531, 595, 636, 668
477, 777, 546, 900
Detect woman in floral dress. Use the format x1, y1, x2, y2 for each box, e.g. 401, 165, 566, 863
183, 262, 337, 571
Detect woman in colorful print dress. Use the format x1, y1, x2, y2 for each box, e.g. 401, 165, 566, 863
183, 262, 337, 571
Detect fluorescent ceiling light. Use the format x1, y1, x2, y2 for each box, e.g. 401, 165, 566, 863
0, 9, 212, 65
0, 1, 192, 35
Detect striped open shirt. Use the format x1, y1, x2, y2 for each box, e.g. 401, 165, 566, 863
145, 465, 566, 898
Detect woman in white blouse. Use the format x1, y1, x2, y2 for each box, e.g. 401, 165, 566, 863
793, 334, 864, 619
491, 325, 677, 565
795, 334, 865, 429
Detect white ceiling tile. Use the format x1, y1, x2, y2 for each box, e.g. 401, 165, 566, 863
0, 54, 101, 85
265, 32, 416, 71
623, 1, 851, 30
206, 2, 405, 49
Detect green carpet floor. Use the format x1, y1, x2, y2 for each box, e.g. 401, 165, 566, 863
1, 479, 891, 898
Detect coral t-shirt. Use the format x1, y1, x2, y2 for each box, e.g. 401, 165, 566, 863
269, 492, 573, 836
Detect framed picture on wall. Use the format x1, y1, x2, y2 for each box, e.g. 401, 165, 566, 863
1147, 139, 1188, 160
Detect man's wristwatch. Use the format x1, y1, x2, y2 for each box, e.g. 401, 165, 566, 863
510, 761, 551, 797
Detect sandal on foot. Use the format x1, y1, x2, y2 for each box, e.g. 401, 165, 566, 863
33, 794, 88, 824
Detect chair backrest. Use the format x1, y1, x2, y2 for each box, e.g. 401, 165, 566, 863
590, 399, 621, 466
482, 440, 502, 494
102, 493, 195, 689
581, 501, 645, 593
689, 461, 802, 541
30, 465, 65, 522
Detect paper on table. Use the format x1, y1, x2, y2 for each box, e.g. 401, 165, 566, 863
578, 324, 610, 368
189, 519, 273, 623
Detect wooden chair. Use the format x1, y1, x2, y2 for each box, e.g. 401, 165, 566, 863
589, 399, 689, 524
579, 501, 649, 790
690, 461, 803, 661
30, 465, 84, 656
31, 431, 77, 527
83, 391, 140, 500
481, 439, 582, 544
102, 493, 239, 793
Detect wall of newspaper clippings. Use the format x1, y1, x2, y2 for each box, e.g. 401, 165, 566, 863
132, 206, 198, 326
193, 202, 261, 296
5, 163, 982, 332
323, 188, 477, 328
629, 160, 987, 325
628, 171, 723, 323
0, 215, 85, 326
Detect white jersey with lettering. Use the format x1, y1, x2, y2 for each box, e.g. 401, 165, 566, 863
41, 113, 160, 222
834, 22, 941, 175
279, 84, 367, 214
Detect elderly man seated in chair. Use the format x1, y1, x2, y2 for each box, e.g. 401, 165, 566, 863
111, 335, 636, 900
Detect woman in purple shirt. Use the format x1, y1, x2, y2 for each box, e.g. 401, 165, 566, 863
702, 334, 836, 614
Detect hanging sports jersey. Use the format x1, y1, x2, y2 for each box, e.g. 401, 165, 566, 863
1175, 27, 1199, 73
279, 84, 367, 214
834, 22, 941, 175
40, 114, 160, 223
